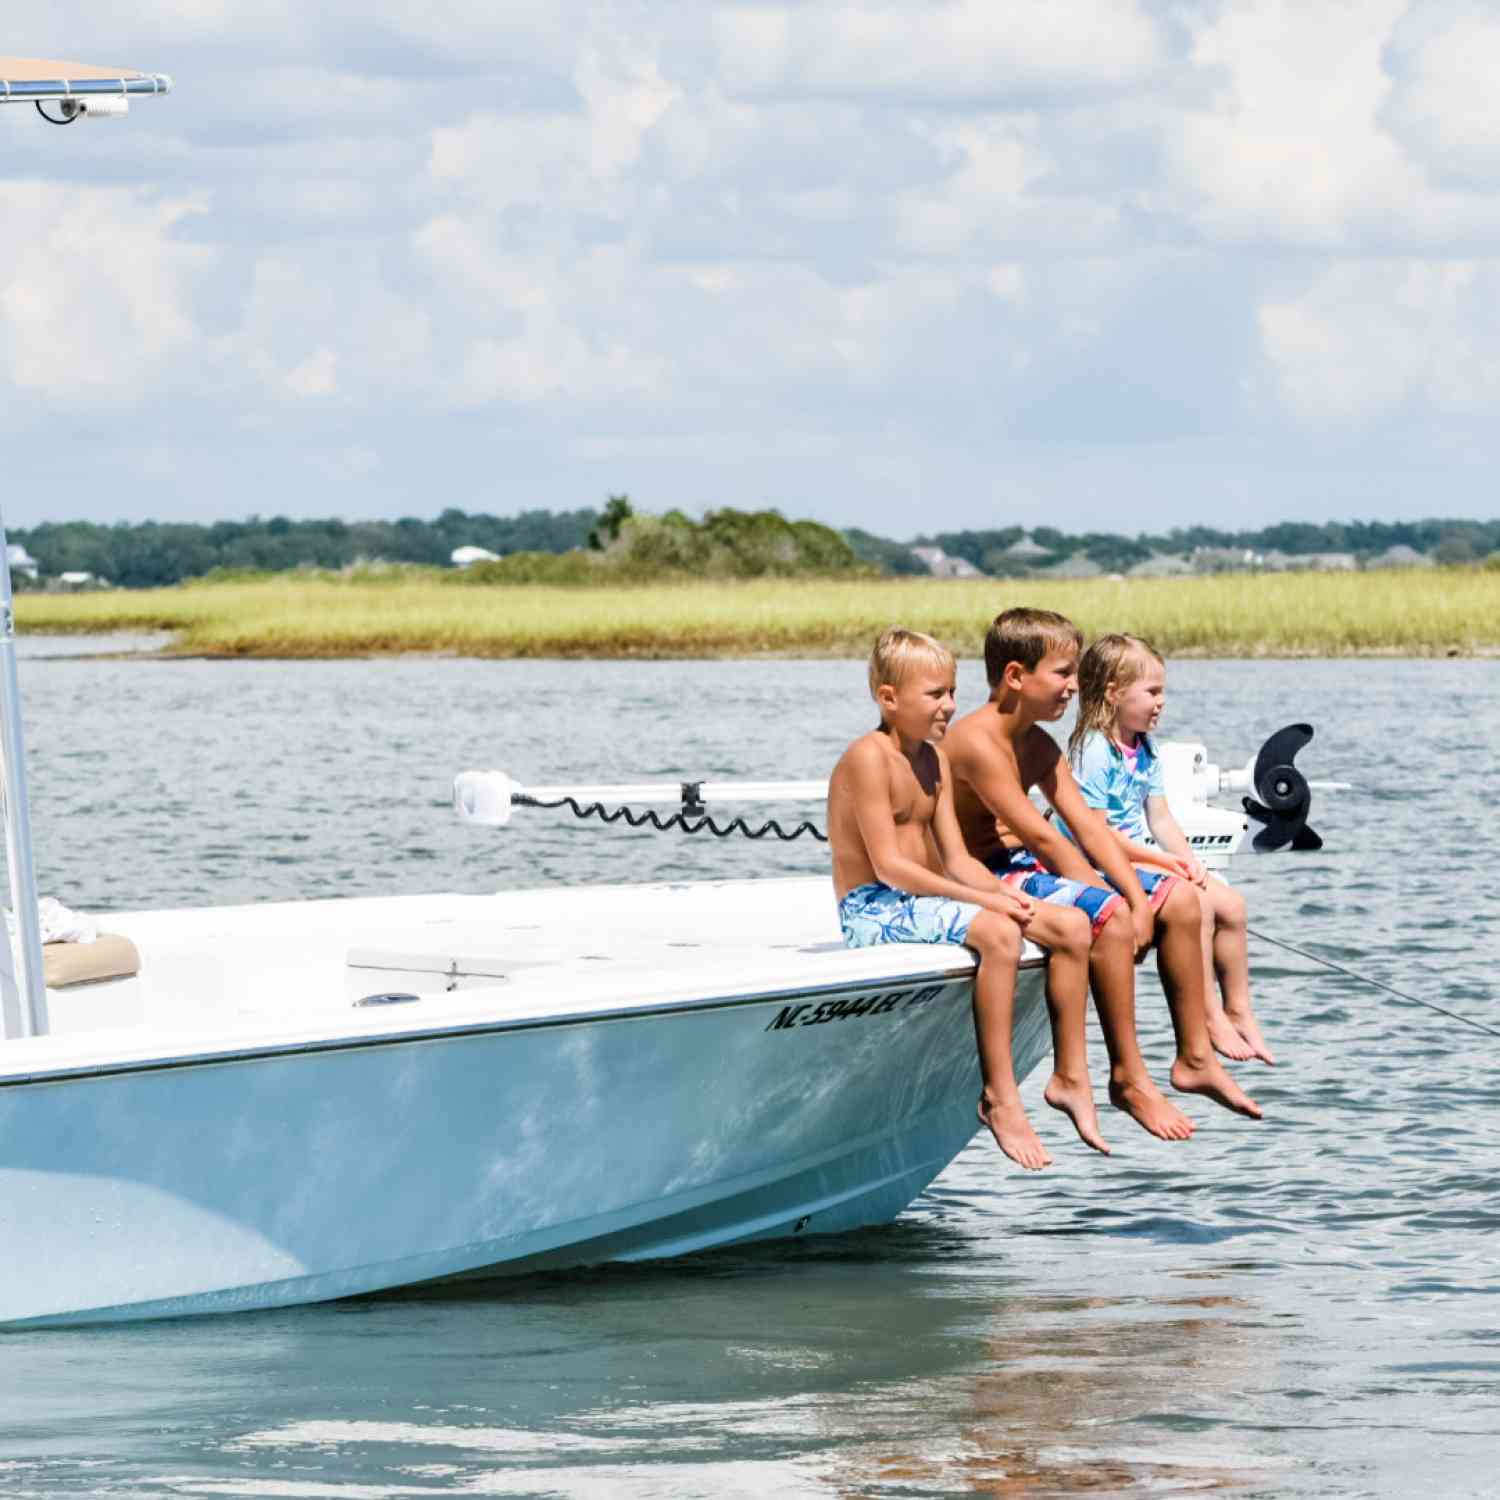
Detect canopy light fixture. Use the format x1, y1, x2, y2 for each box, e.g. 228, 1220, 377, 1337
1, 55, 172, 125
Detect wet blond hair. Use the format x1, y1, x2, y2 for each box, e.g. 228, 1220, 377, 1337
1068, 633, 1165, 762
983, 606, 1083, 689
867, 626, 956, 710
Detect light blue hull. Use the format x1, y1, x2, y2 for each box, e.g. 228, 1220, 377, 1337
0, 966, 1050, 1327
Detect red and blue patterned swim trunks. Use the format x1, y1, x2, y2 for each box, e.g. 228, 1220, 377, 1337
985, 848, 1177, 937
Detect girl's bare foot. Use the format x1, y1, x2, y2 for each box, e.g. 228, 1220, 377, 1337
978, 1094, 1053, 1170
1170, 1056, 1263, 1119
1107, 1075, 1196, 1141
1206, 1009, 1255, 1062
1226, 1007, 1277, 1064
1043, 1073, 1111, 1155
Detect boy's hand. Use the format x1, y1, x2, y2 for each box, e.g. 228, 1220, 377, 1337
1129, 902, 1154, 961
1168, 854, 1209, 887
991, 886, 1034, 928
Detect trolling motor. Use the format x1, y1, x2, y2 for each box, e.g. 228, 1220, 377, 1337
1155, 722, 1344, 862
1240, 724, 1323, 852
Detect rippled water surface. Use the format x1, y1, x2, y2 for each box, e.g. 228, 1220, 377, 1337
3, 648, 1498, 1498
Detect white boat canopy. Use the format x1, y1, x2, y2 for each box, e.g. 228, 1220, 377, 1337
0, 55, 172, 102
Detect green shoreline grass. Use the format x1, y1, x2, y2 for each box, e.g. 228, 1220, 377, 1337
14, 569, 1499, 659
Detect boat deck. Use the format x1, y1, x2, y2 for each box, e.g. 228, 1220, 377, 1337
5, 878, 1036, 1083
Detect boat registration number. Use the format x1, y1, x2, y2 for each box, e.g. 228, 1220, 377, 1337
764, 984, 945, 1033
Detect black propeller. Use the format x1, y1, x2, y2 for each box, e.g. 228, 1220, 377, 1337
1243, 722, 1324, 853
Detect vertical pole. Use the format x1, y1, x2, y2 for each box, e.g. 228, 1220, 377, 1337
0, 516, 49, 1039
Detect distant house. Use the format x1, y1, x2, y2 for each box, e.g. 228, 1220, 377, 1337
910, 545, 984, 580
55, 571, 97, 590
1369, 544, 1433, 569
1257, 549, 1356, 573
450, 545, 501, 568
1191, 546, 1261, 573
1001, 533, 1054, 563
6, 543, 38, 580
1126, 552, 1194, 579
1034, 554, 1103, 580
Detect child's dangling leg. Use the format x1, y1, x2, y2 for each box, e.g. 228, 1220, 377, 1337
1206, 878, 1276, 1064
1153, 883, 1263, 1119
1086, 905, 1196, 1141
1022, 903, 1110, 1157
1196, 876, 1255, 1062
966, 910, 1053, 1171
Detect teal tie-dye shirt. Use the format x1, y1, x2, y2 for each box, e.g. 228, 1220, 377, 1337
1061, 729, 1164, 845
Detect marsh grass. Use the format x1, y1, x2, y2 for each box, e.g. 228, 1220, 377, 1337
14, 568, 1498, 658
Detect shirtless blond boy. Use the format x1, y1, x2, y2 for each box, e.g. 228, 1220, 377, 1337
828, 627, 1112, 1171
944, 608, 1261, 1141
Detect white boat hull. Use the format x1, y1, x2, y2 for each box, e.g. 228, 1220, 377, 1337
0, 879, 1052, 1326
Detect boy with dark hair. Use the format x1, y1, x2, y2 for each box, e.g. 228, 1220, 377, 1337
828, 626, 1113, 1170
945, 607, 1261, 1139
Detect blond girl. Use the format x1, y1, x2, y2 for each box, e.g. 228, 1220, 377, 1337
1065, 634, 1275, 1065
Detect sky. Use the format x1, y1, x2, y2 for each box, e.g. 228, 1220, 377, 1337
4, 1, 1500, 538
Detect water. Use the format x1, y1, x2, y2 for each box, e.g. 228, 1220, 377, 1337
2, 649, 1497, 1498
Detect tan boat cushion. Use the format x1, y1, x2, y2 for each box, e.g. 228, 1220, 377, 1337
42, 934, 141, 989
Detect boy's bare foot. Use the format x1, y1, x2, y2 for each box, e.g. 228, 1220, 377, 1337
1108, 1075, 1196, 1141
978, 1094, 1053, 1170
1206, 1010, 1256, 1062
1043, 1073, 1112, 1156
1226, 1007, 1277, 1065
1170, 1056, 1263, 1119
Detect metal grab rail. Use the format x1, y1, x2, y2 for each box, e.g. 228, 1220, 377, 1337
0, 516, 49, 1039
0, 73, 172, 101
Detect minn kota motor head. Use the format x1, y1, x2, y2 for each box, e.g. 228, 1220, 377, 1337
1243, 723, 1323, 852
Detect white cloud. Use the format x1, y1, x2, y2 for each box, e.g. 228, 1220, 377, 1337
712, 0, 1170, 100
1136, 0, 1500, 250
230, 250, 433, 408
1258, 259, 1500, 425
1383, 2, 1500, 185
894, 115, 1121, 255
0, 183, 211, 405
284, 346, 338, 397
1143, 0, 1409, 247
413, 220, 664, 405
426, 38, 680, 218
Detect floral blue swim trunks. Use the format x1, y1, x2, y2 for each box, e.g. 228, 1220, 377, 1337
838, 881, 982, 950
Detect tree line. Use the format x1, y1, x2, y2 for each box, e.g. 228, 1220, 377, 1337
12, 509, 597, 589
12, 505, 1500, 588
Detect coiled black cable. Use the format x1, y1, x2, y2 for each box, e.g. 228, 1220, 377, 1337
516, 793, 828, 843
